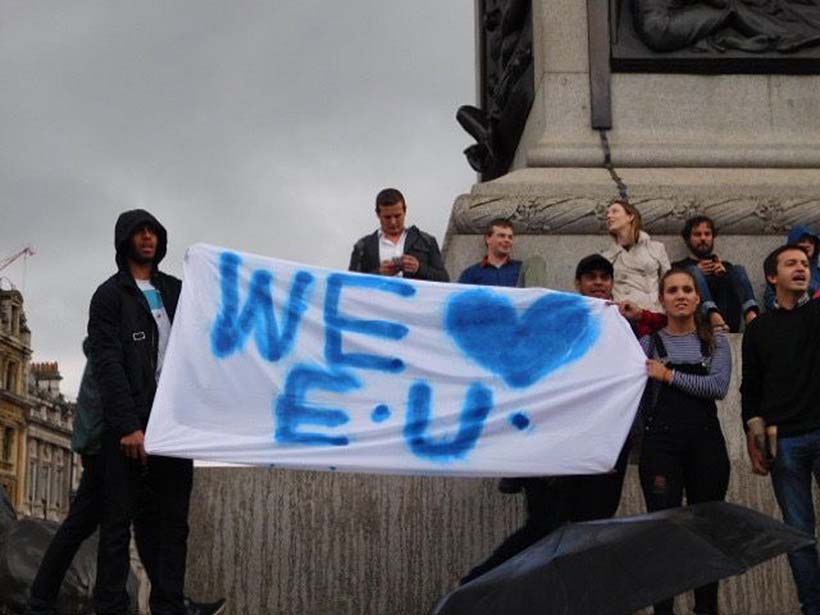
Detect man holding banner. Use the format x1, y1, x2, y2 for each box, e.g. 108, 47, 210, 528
88, 210, 195, 615
460, 254, 635, 584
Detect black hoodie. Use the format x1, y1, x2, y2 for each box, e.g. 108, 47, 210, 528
87, 209, 181, 438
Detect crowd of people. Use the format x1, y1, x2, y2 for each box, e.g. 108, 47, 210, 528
23, 187, 820, 615
351, 189, 820, 615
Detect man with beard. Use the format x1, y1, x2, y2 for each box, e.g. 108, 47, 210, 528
673, 215, 759, 332
88, 211, 204, 615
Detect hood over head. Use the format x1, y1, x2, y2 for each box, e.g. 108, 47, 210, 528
114, 209, 167, 271
787, 224, 820, 263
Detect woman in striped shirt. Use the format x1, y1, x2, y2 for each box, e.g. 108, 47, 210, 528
639, 268, 732, 615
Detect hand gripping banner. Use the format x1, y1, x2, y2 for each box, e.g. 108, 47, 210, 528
145, 244, 648, 476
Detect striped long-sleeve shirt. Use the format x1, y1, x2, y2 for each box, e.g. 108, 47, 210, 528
640, 330, 732, 400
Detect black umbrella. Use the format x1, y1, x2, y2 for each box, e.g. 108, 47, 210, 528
434, 502, 813, 615
0, 518, 142, 615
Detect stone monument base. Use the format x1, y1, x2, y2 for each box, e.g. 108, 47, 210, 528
445, 167, 820, 298
183, 166, 820, 615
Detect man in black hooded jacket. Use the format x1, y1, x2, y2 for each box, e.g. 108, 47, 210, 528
88, 209, 192, 615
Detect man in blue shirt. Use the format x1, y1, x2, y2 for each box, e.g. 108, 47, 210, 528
458, 219, 522, 286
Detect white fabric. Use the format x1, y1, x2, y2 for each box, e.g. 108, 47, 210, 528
145, 243, 648, 476
378, 229, 407, 277
135, 278, 171, 379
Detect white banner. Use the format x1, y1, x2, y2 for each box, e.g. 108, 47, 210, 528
145, 243, 647, 476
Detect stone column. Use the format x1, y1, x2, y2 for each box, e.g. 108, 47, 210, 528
442, 2, 820, 613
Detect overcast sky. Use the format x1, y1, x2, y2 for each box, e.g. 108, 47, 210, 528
0, 1, 477, 398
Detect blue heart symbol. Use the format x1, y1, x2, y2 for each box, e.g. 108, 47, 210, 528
445, 290, 600, 388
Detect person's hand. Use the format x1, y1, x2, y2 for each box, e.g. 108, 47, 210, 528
617, 301, 642, 322
697, 259, 716, 276
646, 359, 673, 383
401, 255, 420, 275
120, 430, 147, 464
711, 256, 727, 276
378, 259, 400, 276
709, 311, 729, 332
746, 431, 770, 476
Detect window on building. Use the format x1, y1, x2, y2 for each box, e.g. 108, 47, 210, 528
27, 459, 37, 503
2, 428, 13, 462
40, 465, 51, 511
55, 467, 63, 510
4, 361, 17, 395
0, 478, 13, 504
10, 305, 20, 336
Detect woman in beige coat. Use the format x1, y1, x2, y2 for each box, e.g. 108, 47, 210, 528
602, 199, 670, 313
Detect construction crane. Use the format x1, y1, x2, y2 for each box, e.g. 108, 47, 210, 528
0, 245, 35, 290
0, 245, 35, 273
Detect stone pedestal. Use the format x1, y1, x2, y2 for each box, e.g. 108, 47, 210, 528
435, 1, 820, 613
520, 2, 820, 170
184, 3, 820, 613
444, 167, 820, 295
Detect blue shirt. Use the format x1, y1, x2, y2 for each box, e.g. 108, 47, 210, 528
458, 258, 522, 287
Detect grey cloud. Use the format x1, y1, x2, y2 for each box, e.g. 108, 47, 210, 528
0, 0, 477, 396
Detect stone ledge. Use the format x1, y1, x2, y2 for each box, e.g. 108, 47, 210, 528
451, 168, 820, 235
452, 193, 820, 235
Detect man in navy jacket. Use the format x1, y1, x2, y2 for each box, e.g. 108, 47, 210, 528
457, 219, 522, 287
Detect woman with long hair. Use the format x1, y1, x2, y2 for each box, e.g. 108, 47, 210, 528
602, 199, 670, 313
639, 268, 732, 615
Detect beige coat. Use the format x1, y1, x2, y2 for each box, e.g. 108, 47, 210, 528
602, 231, 670, 312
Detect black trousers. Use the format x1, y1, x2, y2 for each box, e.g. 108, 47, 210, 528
27, 455, 103, 615
461, 443, 630, 584
94, 433, 193, 615
639, 423, 730, 615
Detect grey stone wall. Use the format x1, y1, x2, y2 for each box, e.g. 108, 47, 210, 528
520, 2, 820, 170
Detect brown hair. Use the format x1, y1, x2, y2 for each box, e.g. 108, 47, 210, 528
608, 198, 642, 247
764, 244, 806, 280
485, 218, 514, 238
659, 268, 715, 352
375, 188, 405, 212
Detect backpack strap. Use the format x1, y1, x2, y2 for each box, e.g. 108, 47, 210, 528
650, 331, 667, 360
699, 336, 713, 371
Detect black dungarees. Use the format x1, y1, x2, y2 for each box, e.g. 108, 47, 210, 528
639, 332, 730, 615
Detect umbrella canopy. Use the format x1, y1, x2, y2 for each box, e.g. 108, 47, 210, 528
0, 518, 142, 614
434, 502, 814, 615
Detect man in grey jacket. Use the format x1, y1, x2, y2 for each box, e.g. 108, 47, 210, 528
348, 187, 449, 282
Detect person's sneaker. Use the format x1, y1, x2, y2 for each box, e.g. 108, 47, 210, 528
184, 596, 226, 615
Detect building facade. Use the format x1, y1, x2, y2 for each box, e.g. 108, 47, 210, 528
24, 362, 77, 521
0, 289, 33, 511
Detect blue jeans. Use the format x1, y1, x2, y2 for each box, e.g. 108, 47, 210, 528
771, 429, 820, 615
687, 264, 758, 321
